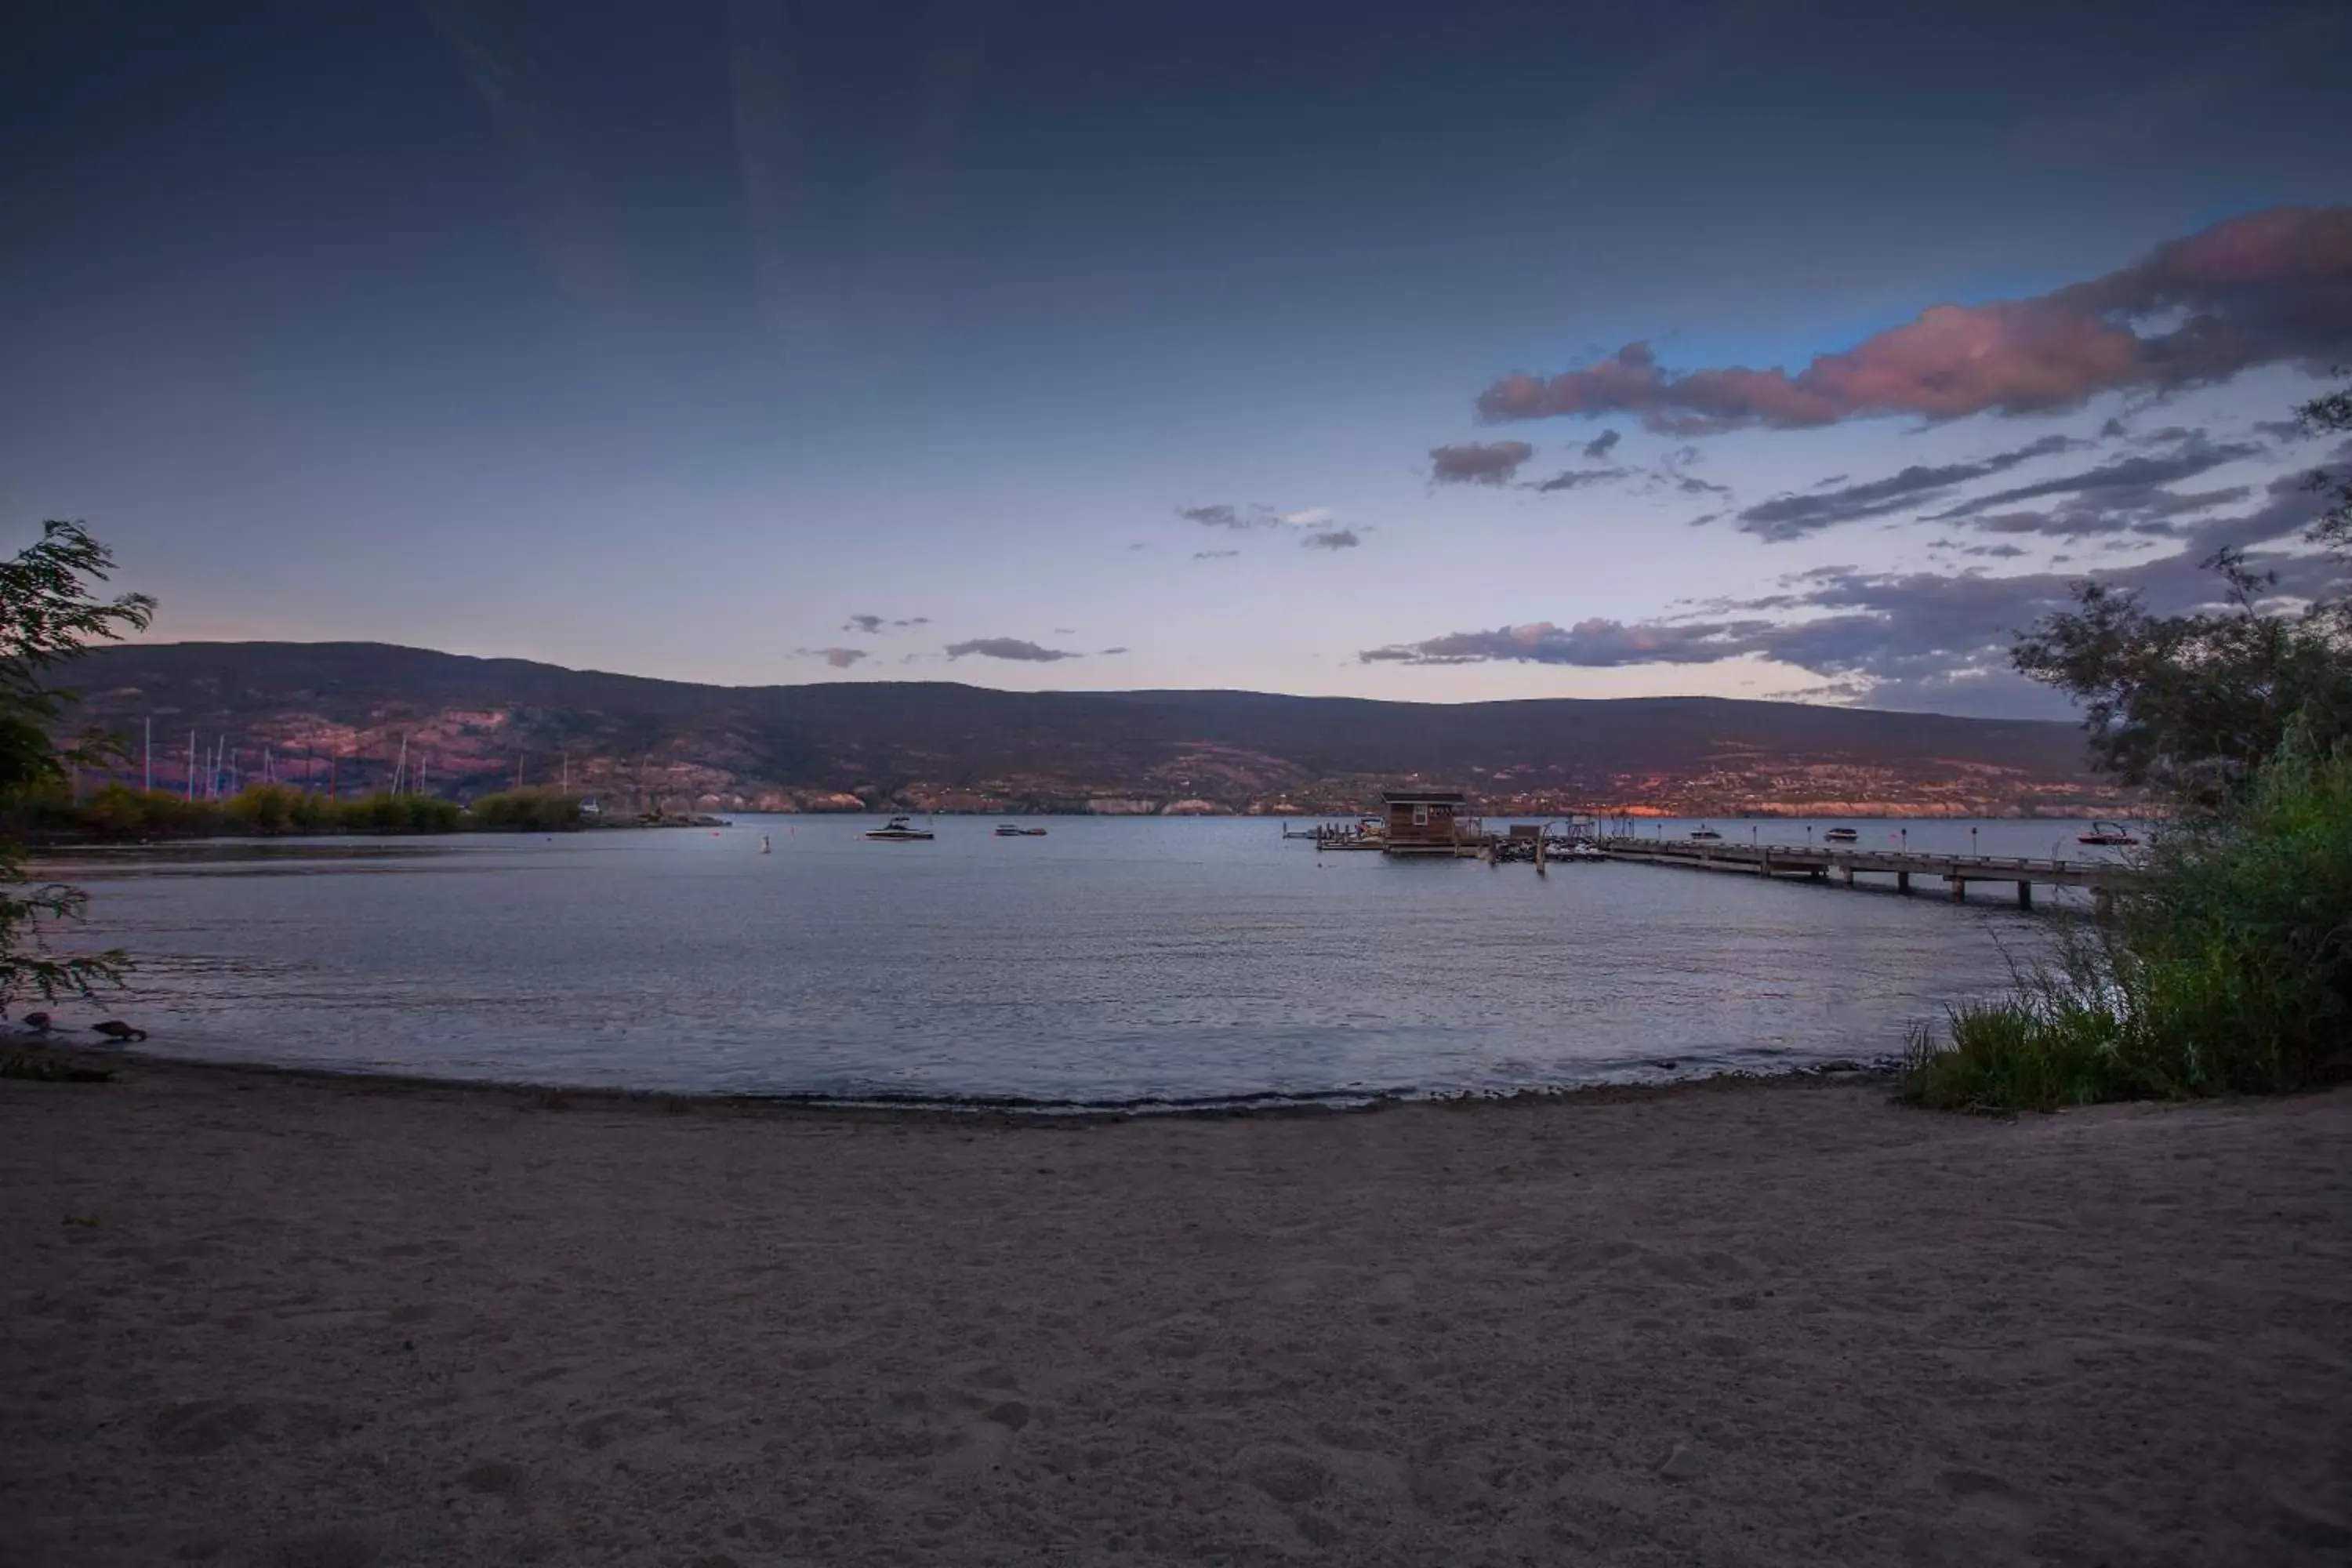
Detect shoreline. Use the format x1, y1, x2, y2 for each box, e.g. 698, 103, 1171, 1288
11, 1040, 1904, 1123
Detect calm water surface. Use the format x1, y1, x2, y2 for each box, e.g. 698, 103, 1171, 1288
45, 816, 2128, 1109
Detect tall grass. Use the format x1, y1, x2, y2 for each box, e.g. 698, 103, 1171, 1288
1903, 736, 2352, 1110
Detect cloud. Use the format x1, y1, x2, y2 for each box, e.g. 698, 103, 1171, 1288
1357, 474, 2337, 712
1178, 503, 1250, 528
1302, 528, 1361, 550
894, 616, 930, 627
1475, 206, 2352, 432
1178, 503, 1335, 530
1736, 434, 2081, 541
1968, 485, 2252, 540
1530, 466, 1633, 492
1193, 548, 1240, 560
844, 614, 885, 633
1362, 618, 1780, 668
1429, 441, 1535, 486
1582, 429, 1622, 460
800, 647, 869, 669
943, 637, 1081, 662
429, 0, 627, 306
1099, 646, 1128, 655
1929, 435, 2263, 519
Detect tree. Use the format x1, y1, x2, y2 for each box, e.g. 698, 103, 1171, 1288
0, 522, 155, 1006
2013, 387, 2352, 809
2303, 382, 2352, 583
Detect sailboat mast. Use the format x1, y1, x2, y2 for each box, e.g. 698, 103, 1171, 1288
143, 717, 152, 793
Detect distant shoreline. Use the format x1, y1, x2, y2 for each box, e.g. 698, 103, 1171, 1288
26, 805, 2143, 850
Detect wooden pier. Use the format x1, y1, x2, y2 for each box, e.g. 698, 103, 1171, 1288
1593, 835, 2141, 908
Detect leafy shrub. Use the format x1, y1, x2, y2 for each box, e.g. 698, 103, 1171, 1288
467, 789, 584, 832
1904, 736, 2352, 1110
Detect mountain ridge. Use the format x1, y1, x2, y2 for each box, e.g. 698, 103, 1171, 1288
56, 641, 2122, 817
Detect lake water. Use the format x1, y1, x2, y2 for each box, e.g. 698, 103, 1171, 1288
39, 815, 2131, 1109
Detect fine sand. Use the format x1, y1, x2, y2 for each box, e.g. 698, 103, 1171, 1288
3, 1058, 2348, 1567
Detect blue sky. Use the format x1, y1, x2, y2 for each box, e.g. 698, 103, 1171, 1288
3, 0, 2348, 716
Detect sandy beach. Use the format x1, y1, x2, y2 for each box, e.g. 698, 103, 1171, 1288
3, 1058, 2347, 1567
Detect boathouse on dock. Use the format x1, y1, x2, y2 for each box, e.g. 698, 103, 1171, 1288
1381, 789, 1475, 855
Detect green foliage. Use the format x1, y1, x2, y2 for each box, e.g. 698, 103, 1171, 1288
34, 784, 493, 838
467, 788, 585, 831
2013, 384, 2352, 811
0, 522, 154, 1008
1903, 736, 2352, 1110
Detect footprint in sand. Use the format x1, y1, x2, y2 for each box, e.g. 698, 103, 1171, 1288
458, 1460, 523, 1496
258, 1525, 379, 1568
1936, 1467, 2038, 1530
931, 1398, 1034, 1482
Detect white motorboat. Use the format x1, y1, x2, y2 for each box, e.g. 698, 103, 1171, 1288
864, 815, 935, 842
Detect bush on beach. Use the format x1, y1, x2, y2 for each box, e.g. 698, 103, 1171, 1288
1901, 736, 2352, 1111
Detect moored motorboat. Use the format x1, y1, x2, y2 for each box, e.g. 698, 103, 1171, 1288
2078, 820, 2140, 847
994, 824, 1047, 837
1824, 827, 1860, 844
1689, 825, 1723, 841
865, 815, 935, 841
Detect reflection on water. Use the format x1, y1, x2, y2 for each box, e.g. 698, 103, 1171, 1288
45, 816, 2099, 1108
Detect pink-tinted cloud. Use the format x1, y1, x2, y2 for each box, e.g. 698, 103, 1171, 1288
1477, 206, 2352, 433
1428, 441, 1534, 485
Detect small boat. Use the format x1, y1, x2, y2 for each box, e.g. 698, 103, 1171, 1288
2078, 820, 2140, 847
1689, 826, 1723, 841
1566, 841, 1605, 861
864, 815, 935, 842
993, 824, 1047, 837
1824, 827, 1860, 844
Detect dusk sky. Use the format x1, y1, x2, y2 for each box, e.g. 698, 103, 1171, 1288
5, 0, 2350, 716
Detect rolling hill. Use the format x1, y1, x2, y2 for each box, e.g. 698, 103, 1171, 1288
55, 641, 2121, 817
